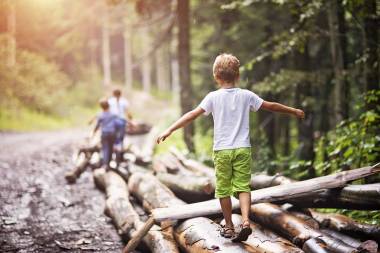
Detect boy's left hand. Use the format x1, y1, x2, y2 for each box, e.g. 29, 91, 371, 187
294, 109, 305, 119
156, 129, 172, 144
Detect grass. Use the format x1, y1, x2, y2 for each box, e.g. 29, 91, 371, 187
0, 105, 97, 131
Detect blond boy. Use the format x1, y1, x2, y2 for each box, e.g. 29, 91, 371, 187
157, 53, 304, 241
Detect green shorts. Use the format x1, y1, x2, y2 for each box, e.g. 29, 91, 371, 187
213, 147, 252, 199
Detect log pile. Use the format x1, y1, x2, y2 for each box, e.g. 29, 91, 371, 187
65, 141, 380, 253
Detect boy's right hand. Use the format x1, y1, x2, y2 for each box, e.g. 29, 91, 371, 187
156, 129, 172, 144
294, 109, 305, 119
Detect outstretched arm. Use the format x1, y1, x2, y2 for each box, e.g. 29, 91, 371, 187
156, 107, 205, 144
260, 101, 305, 119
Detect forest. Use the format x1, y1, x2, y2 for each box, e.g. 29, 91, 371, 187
0, 0, 379, 251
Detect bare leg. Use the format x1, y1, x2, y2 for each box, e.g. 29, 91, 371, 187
238, 192, 251, 222
219, 196, 233, 228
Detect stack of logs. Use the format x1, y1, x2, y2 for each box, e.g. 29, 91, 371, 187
66, 133, 380, 253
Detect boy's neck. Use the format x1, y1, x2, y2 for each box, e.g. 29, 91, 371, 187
219, 82, 236, 89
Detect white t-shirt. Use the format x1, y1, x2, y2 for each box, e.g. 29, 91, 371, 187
199, 88, 263, 151
108, 97, 129, 120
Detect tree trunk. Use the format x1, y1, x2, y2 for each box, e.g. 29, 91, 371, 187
311, 211, 380, 241
156, 41, 170, 91
150, 165, 380, 222
155, 172, 214, 202
128, 171, 186, 211
302, 238, 329, 253
294, 45, 315, 164
123, 25, 133, 89
250, 174, 380, 210
328, 0, 348, 122
102, 5, 112, 87
177, 0, 195, 152
93, 168, 179, 253
363, 0, 379, 100
224, 214, 304, 253
142, 26, 152, 92
6, 0, 16, 67
250, 203, 364, 253
174, 217, 257, 253
64, 151, 92, 184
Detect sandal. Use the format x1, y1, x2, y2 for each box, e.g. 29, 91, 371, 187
232, 220, 252, 242
220, 225, 235, 238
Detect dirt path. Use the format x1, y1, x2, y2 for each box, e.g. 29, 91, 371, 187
0, 130, 124, 252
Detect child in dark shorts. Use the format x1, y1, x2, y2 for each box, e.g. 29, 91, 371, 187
92, 99, 118, 169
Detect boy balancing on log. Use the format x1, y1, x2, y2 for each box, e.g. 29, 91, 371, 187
93, 99, 119, 170
156, 53, 305, 242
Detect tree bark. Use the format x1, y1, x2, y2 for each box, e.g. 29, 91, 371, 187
155, 172, 214, 202
302, 238, 329, 253
363, 0, 379, 98
250, 203, 364, 253
311, 211, 380, 241
6, 0, 16, 67
142, 26, 152, 92
64, 151, 92, 184
328, 0, 348, 121
251, 174, 380, 210
93, 168, 179, 253
123, 25, 133, 89
156, 40, 170, 91
128, 171, 186, 210
223, 214, 304, 253
174, 217, 257, 253
150, 165, 380, 222
102, 5, 112, 87
177, 0, 195, 152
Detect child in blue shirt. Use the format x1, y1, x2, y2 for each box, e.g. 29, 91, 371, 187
93, 99, 118, 169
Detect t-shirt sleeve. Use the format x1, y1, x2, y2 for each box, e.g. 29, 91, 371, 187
248, 91, 264, 112
198, 93, 213, 115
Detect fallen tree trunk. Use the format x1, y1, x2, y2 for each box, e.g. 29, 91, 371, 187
126, 122, 152, 135
250, 174, 295, 190
250, 203, 367, 253
169, 147, 215, 180
155, 172, 214, 202
64, 151, 92, 184
93, 168, 179, 253
275, 184, 380, 210
174, 217, 257, 253
151, 164, 380, 221
128, 171, 186, 210
322, 229, 378, 253
311, 211, 380, 241
302, 238, 329, 253
125, 164, 380, 252
224, 214, 304, 253
252, 175, 380, 210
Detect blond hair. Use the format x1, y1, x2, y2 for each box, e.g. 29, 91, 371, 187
213, 53, 240, 83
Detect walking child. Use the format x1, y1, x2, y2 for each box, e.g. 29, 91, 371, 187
93, 99, 118, 170
156, 53, 304, 242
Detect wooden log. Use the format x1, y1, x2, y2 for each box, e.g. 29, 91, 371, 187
222, 214, 304, 253
250, 203, 364, 253
155, 172, 214, 202
310, 211, 380, 241
169, 147, 215, 179
274, 184, 380, 210
322, 229, 378, 253
64, 151, 92, 184
252, 175, 380, 210
174, 217, 257, 253
126, 164, 379, 252
151, 165, 380, 222
302, 238, 329, 253
128, 172, 186, 210
250, 174, 295, 190
126, 122, 152, 135
93, 168, 179, 253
